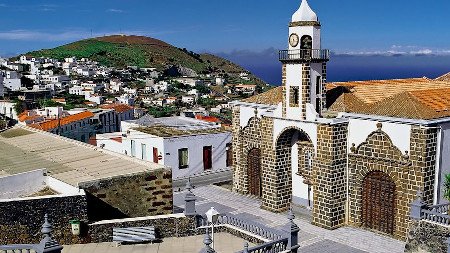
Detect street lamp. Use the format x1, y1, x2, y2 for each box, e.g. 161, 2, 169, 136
205, 207, 220, 250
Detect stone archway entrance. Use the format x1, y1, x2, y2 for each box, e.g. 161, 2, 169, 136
247, 148, 262, 197
275, 128, 313, 210
362, 171, 396, 235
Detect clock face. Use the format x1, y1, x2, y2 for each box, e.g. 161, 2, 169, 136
289, 33, 299, 47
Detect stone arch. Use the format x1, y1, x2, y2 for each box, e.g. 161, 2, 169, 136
272, 127, 314, 211
237, 116, 264, 196
348, 123, 412, 239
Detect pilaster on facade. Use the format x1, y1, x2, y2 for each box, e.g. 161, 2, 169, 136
312, 122, 348, 229
301, 64, 311, 120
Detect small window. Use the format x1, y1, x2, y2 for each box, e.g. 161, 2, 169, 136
178, 148, 189, 169
290, 87, 299, 107
131, 140, 136, 157
226, 143, 233, 167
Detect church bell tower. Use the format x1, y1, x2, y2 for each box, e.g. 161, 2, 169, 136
279, 0, 329, 120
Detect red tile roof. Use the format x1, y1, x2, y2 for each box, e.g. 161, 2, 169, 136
100, 104, 134, 113
28, 111, 94, 131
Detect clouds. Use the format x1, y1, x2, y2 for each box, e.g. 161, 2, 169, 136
107, 8, 124, 13
333, 45, 450, 57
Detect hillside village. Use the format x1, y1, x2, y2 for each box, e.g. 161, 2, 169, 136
3, 0, 450, 252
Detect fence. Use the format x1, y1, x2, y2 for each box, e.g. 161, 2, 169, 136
278, 49, 330, 62
0, 214, 63, 253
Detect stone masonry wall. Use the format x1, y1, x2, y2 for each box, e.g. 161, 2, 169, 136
313, 122, 348, 229
79, 168, 173, 221
89, 215, 197, 242
301, 64, 311, 120
405, 220, 450, 253
347, 124, 437, 240
0, 194, 89, 245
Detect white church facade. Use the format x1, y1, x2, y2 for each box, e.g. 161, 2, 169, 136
231, 0, 450, 239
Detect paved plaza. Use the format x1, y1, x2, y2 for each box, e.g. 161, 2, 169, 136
62, 233, 253, 253
174, 185, 406, 253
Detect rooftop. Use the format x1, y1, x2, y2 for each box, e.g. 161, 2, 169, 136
28, 111, 94, 131
0, 126, 167, 187
100, 104, 134, 113
242, 86, 283, 106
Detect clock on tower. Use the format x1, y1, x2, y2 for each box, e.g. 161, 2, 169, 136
279, 0, 330, 120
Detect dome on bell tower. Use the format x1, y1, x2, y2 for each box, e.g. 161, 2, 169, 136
292, 0, 318, 22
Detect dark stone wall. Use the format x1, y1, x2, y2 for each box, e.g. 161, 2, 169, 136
88, 215, 197, 242
79, 169, 173, 221
0, 194, 89, 245
405, 220, 450, 253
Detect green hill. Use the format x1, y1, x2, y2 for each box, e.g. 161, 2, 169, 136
24, 35, 264, 84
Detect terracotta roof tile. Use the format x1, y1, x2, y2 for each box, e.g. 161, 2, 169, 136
242, 86, 283, 105
100, 104, 134, 113
28, 111, 94, 131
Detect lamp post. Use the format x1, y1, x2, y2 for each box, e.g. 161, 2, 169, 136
205, 207, 220, 250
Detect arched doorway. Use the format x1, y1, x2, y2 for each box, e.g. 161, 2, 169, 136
247, 148, 262, 197
276, 128, 313, 209
362, 171, 396, 235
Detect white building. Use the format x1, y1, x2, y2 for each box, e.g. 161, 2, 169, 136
182, 96, 195, 104
117, 94, 135, 106
0, 101, 17, 120
97, 115, 232, 179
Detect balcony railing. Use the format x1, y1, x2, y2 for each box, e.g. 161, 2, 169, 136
279, 49, 330, 62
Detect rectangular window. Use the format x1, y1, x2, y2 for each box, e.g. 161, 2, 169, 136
141, 143, 147, 160
226, 143, 233, 167
131, 140, 136, 157
178, 148, 189, 169
316, 76, 322, 114
203, 146, 212, 171
290, 86, 299, 107
153, 147, 159, 163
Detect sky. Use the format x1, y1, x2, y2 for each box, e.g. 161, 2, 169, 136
0, 0, 449, 83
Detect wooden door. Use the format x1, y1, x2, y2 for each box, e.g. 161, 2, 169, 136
362, 171, 396, 235
153, 147, 158, 163
203, 146, 212, 171
248, 148, 262, 197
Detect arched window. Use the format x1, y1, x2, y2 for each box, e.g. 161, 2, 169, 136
300, 35, 313, 50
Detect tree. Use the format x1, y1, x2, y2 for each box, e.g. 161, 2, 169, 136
444, 174, 450, 201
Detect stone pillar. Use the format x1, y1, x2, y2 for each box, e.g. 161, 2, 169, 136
39, 214, 63, 253
284, 209, 300, 253
410, 190, 427, 220
313, 122, 348, 229
301, 64, 311, 120
184, 179, 197, 216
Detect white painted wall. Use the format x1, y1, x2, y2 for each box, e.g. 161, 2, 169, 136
437, 122, 450, 203
99, 129, 232, 179
0, 169, 45, 199
347, 119, 411, 154
273, 118, 318, 151
163, 132, 231, 178
285, 64, 303, 120
291, 139, 314, 207
288, 26, 321, 50
239, 105, 272, 128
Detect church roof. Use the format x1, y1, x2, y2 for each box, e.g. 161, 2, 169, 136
328, 78, 450, 104
292, 0, 318, 22
242, 86, 283, 106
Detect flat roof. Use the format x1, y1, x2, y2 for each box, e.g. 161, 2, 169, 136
0, 126, 168, 187
135, 115, 220, 131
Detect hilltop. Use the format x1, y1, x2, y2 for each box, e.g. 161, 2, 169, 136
23, 35, 264, 84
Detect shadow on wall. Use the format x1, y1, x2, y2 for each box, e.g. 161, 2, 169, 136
85, 192, 128, 222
